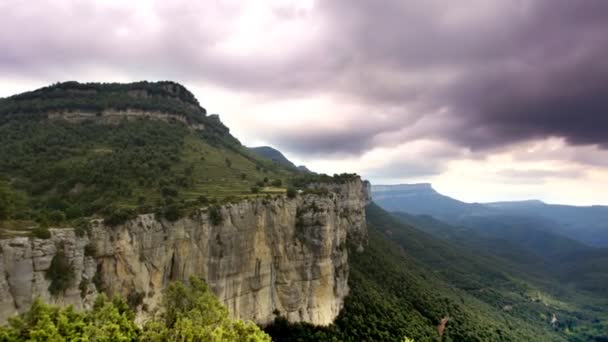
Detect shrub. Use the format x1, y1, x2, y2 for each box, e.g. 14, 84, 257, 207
31, 226, 51, 239
127, 291, 145, 309
251, 186, 260, 194
74, 218, 91, 237
84, 243, 97, 257
92, 270, 104, 292
48, 210, 66, 225
286, 188, 297, 199
103, 207, 135, 227
161, 186, 178, 198
197, 195, 209, 205
46, 249, 75, 296
163, 204, 181, 222
208, 205, 223, 226
256, 180, 265, 187
271, 179, 282, 187
79, 279, 89, 299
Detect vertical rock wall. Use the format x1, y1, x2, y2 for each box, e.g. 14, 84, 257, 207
0, 179, 368, 326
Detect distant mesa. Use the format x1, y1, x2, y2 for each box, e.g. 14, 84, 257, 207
372, 182, 608, 248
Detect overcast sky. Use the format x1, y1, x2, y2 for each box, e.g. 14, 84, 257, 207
2, 0, 608, 205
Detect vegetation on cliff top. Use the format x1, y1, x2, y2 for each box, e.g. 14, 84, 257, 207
0, 82, 360, 236
0, 81, 205, 124
0, 277, 270, 342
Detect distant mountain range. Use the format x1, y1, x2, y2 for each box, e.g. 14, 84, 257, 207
248, 146, 312, 173
372, 183, 608, 247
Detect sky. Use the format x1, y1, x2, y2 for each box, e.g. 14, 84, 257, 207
1, 0, 608, 205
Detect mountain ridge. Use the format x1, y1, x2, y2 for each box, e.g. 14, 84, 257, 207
372, 183, 608, 247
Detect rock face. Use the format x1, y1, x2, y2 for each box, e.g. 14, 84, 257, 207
0, 179, 368, 326
48, 109, 205, 130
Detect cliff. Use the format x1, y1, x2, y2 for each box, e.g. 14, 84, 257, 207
0, 179, 368, 326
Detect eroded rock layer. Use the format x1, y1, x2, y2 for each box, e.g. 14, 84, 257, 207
0, 179, 369, 326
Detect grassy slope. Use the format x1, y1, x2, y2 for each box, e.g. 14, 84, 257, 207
0, 117, 294, 237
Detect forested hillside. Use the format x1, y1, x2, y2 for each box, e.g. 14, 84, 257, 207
266, 204, 608, 341
0, 82, 318, 239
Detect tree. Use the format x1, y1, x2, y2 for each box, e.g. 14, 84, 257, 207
0, 296, 139, 341
286, 188, 297, 199
142, 277, 271, 342
0, 182, 15, 221
46, 249, 75, 296
208, 205, 223, 226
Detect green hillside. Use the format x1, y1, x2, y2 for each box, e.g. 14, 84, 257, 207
265, 204, 608, 341
0, 82, 307, 237
393, 211, 608, 297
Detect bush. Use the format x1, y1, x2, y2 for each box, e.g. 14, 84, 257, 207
103, 207, 136, 227
271, 179, 282, 187
251, 186, 260, 194
163, 204, 181, 222
93, 270, 104, 292
79, 279, 89, 299
286, 188, 297, 199
161, 186, 178, 198
197, 195, 209, 205
127, 291, 145, 309
84, 243, 97, 257
208, 205, 223, 226
46, 249, 75, 296
256, 180, 265, 187
31, 226, 51, 239
48, 210, 66, 225
74, 218, 91, 237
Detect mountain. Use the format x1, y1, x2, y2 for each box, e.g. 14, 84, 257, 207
249, 146, 312, 173
486, 200, 608, 247
374, 184, 608, 297
0, 81, 368, 328
372, 183, 491, 221
373, 183, 608, 247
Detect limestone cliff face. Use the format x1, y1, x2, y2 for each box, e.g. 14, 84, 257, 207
0, 179, 368, 326
47, 109, 205, 130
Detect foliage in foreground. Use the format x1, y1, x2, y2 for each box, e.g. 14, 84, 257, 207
0, 277, 270, 342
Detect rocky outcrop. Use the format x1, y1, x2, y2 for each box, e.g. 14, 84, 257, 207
0, 179, 368, 326
48, 109, 205, 130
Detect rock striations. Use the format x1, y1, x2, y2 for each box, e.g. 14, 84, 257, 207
0, 179, 369, 326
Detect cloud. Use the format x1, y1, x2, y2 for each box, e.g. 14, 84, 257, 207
2, 0, 608, 196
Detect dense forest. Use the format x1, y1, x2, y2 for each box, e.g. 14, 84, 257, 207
0, 81, 206, 124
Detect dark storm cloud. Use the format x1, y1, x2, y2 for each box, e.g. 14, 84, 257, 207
1, 0, 608, 157
314, 0, 608, 152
